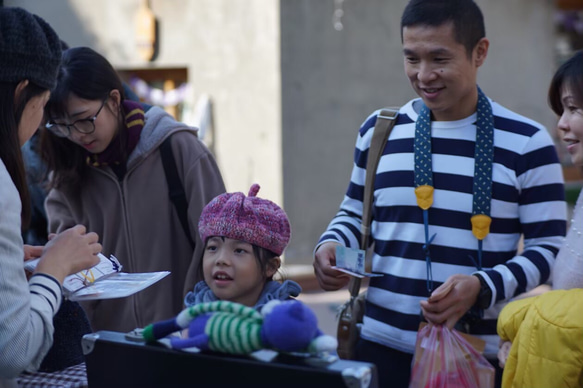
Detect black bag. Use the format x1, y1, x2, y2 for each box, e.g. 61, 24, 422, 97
83, 330, 379, 388
39, 300, 92, 372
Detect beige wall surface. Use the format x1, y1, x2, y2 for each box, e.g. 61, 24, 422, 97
10, 0, 559, 267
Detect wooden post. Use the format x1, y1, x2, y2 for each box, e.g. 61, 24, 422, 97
135, 0, 157, 62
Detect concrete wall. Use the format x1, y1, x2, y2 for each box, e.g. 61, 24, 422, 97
281, 0, 413, 262
477, 0, 557, 131
280, 0, 558, 264
10, 0, 559, 267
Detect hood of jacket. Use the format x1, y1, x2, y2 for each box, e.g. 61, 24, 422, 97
127, 106, 198, 169
497, 289, 583, 388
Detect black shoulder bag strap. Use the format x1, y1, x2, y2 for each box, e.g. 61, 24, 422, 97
347, 107, 400, 301
160, 136, 195, 249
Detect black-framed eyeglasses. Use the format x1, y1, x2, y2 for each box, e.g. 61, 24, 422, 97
45, 98, 108, 138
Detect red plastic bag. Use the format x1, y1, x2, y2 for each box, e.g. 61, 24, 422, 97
409, 324, 495, 388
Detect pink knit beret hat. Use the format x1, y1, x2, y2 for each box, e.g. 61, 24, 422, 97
198, 184, 291, 256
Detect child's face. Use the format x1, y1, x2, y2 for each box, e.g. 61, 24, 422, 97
203, 237, 275, 307
558, 85, 583, 166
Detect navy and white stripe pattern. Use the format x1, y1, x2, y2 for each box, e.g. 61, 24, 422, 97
29, 274, 62, 316
318, 97, 566, 357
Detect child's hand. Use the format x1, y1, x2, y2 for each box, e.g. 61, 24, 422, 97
498, 340, 511, 368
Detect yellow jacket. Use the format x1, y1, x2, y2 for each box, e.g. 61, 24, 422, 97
497, 289, 583, 388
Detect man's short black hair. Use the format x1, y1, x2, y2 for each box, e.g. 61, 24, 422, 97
401, 0, 486, 56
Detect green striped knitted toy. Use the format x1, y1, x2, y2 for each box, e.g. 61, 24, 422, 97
143, 300, 338, 355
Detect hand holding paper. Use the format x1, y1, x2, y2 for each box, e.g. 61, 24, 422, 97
33, 225, 101, 283
331, 246, 383, 278
25, 253, 121, 294
23, 244, 43, 262
313, 242, 350, 291
25, 253, 169, 301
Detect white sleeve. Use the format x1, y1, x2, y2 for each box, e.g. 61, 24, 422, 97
553, 190, 583, 290
0, 160, 62, 378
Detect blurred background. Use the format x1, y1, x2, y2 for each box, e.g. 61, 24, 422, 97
7, 0, 583, 283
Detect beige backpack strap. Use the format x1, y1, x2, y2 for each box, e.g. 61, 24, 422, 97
349, 107, 399, 298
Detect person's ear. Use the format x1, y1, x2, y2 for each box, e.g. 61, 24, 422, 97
108, 89, 122, 111
14, 79, 29, 103
474, 37, 489, 67
265, 257, 281, 278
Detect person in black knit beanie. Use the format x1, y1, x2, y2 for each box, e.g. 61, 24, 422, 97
18, 38, 94, 373
0, 6, 102, 387
0, 7, 61, 89
2, 5, 93, 375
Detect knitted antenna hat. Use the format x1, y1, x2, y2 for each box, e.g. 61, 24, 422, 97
0, 7, 62, 90
199, 184, 291, 256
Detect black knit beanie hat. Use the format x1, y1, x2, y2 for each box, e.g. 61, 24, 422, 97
0, 7, 61, 90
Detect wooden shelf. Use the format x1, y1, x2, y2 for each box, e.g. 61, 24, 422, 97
556, 0, 583, 10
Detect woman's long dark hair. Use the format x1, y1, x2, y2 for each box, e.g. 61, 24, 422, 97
41, 47, 126, 192
0, 81, 47, 229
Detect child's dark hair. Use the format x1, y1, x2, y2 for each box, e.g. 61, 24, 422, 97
253, 245, 280, 281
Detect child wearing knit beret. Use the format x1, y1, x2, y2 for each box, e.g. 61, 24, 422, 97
184, 183, 302, 310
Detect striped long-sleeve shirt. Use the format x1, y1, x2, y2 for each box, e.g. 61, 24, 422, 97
0, 158, 62, 385
318, 97, 567, 358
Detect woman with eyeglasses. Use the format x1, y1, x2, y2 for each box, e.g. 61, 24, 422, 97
0, 9, 102, 386
41, 46, 226, 333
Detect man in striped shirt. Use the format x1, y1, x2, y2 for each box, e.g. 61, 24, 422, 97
313, 0, 566, 387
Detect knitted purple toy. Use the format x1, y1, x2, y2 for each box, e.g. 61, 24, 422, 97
198, 184, 290, 256
142, 300, 338, 356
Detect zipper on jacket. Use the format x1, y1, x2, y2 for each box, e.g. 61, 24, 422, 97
93, 166, 142, 327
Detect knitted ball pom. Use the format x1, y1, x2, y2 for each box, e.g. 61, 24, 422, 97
199, 184, 291, 256
0, 7, 62, 90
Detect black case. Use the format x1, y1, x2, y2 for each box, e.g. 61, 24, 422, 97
83, 331, 377, 388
